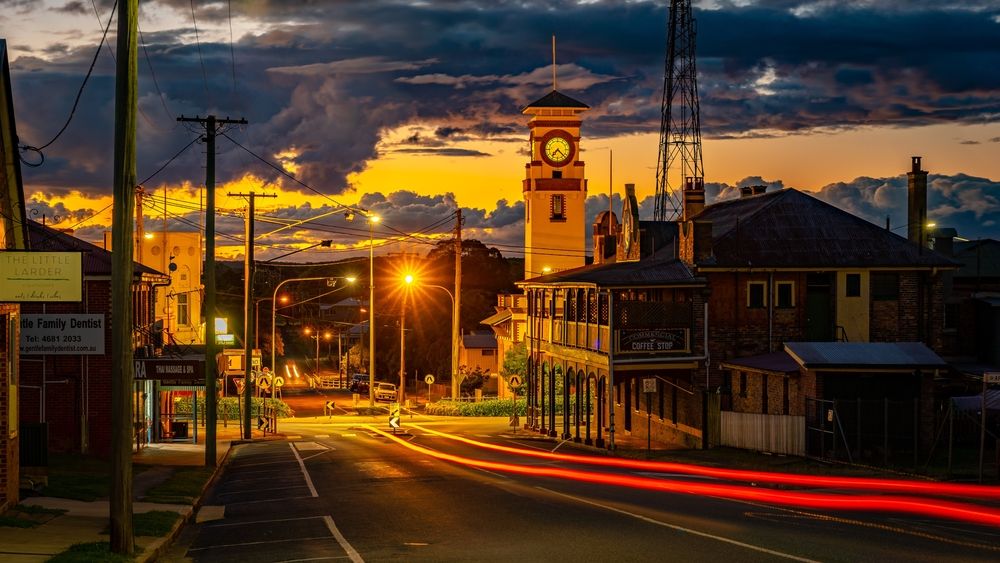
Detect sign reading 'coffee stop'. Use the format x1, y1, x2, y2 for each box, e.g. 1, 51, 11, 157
615, 328, 689, 355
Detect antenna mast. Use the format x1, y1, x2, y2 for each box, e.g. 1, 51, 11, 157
654, 0, 704, 222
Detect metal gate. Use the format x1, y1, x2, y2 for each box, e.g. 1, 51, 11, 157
806, 397, 920, 468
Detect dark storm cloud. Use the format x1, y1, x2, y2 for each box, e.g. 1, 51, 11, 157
8, 0, 999, 208
810, 173, 1000, 240
54, 1, 89, 15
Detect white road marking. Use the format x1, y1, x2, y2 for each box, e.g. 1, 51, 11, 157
474, 434, 491, 438
536, 487, 819, 563
472, 466, 509, 479
217, 484, 311, 497
323, 515, 365, 563
188, 535, 340, 552
204, 515, 329, 528
314, 434, 330, 438
225, 495, 316, 506
341, 433, 357, 437
503, 439, 549, 451
294, 441, 330, 451
290, 442, 319, 497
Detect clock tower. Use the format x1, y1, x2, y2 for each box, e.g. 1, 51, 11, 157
522, 90, 589, 278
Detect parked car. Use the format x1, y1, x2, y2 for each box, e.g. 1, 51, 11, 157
374, 382, 397, 403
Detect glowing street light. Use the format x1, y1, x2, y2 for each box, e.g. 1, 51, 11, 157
403, 275, 458, 400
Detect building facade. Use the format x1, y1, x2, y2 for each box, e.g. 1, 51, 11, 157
22, 222, 168, 456
0, 38, 29, 511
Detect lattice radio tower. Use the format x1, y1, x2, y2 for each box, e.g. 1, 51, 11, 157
653, 0, 704, 222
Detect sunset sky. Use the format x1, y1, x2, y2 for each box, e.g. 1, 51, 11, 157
3, 0, 999, 261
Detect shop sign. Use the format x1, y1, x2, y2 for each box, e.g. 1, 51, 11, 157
0, 252, 82, 302
20, 313, 105, 355
134, 358, 205, 382
615, 328, 689, 354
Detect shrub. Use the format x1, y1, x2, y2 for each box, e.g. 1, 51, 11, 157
426, 399, 526, 417
172, 396, 292, 419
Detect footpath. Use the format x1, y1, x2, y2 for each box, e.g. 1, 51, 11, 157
0, 425, 263, 563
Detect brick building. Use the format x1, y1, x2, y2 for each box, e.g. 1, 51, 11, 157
20, 222, 168, 456
0, 38, 30, 512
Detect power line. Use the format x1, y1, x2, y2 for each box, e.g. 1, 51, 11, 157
138, 25, 175, 122
227, 0, 239, 107
137, 135, 202, 187
17, 0, 118, 166
189, 0, 210, 101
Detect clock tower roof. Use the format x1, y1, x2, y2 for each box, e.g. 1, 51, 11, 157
522, 89, 590, 113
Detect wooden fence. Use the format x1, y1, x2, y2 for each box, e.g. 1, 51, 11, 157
720, 411, 805, 455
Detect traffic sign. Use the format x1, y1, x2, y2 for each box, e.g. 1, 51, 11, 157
234, 378, 245, 395
389, 403, 400, 429
274, 376, 285, 388
985, 372, 1000, 384
508, 375, 522, 387
326, 400, 336, 411
424, 374, 435, 385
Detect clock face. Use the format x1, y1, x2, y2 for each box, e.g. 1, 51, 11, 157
543, 136, 572, 165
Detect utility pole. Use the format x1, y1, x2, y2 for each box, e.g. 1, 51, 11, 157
134, 186, 144, 263
452, 208, 462, 399
110, 0, 138, 555
178, 114, 247, 464
229, 191, 275, 439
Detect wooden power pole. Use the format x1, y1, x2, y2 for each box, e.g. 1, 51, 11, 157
110, 0, 138, 554
452, 208, 462, 399
178, 114, 247, 464
229, 191, 274, 438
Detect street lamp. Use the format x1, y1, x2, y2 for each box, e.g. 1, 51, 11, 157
404, 276, 458, 401
368, 214, 380, 407
270, 276, 355, 381
255, 295, 288, 349
304, 327, 333, 378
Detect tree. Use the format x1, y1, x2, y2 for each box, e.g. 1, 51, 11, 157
502, 343, 528, 394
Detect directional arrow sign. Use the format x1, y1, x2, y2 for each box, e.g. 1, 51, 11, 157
508, 375, 522, 387
389, 403, 401, 429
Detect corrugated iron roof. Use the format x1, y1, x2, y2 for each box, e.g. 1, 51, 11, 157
522, 90, 589, 111
695, 189, 958, 269
784, 342, 947, 370
27, 220, 166, 278
520, 254, 702, 287
954, 239, 1000, 278
462, 332, 497, 349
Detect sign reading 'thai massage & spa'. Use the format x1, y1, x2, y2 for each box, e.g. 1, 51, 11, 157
0, 251, 82, 302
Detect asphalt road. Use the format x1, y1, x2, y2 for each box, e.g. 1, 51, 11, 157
164, 413, 1000, 562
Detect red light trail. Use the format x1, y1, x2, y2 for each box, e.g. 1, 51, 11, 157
365, 425, 1000, 528
408, 423, 1000, 500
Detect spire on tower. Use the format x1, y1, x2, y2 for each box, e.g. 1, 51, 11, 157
552, 35, 557, 91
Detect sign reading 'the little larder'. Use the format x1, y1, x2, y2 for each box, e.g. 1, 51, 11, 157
0, 252, 82, 302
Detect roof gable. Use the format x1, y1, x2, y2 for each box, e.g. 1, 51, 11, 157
698, 189, 956, 268
522, 90, 589, 111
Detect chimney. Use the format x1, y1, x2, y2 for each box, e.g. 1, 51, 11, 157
739, 185, 754, 198
693, 220, 713, 262
907, 156, 928, 247
751, 185, 767, 196
683, 176, 705, 221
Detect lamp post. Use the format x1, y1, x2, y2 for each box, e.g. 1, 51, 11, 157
304, 328, 333, 377
270, 276, 354, 380
255, 296, 288, 349
405, 276, 457, 401
368, 214, 380, 406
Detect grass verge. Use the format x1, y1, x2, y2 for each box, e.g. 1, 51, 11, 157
99, 510, 181, 538
142, 467, 215, 504
46, 541, 140, 563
